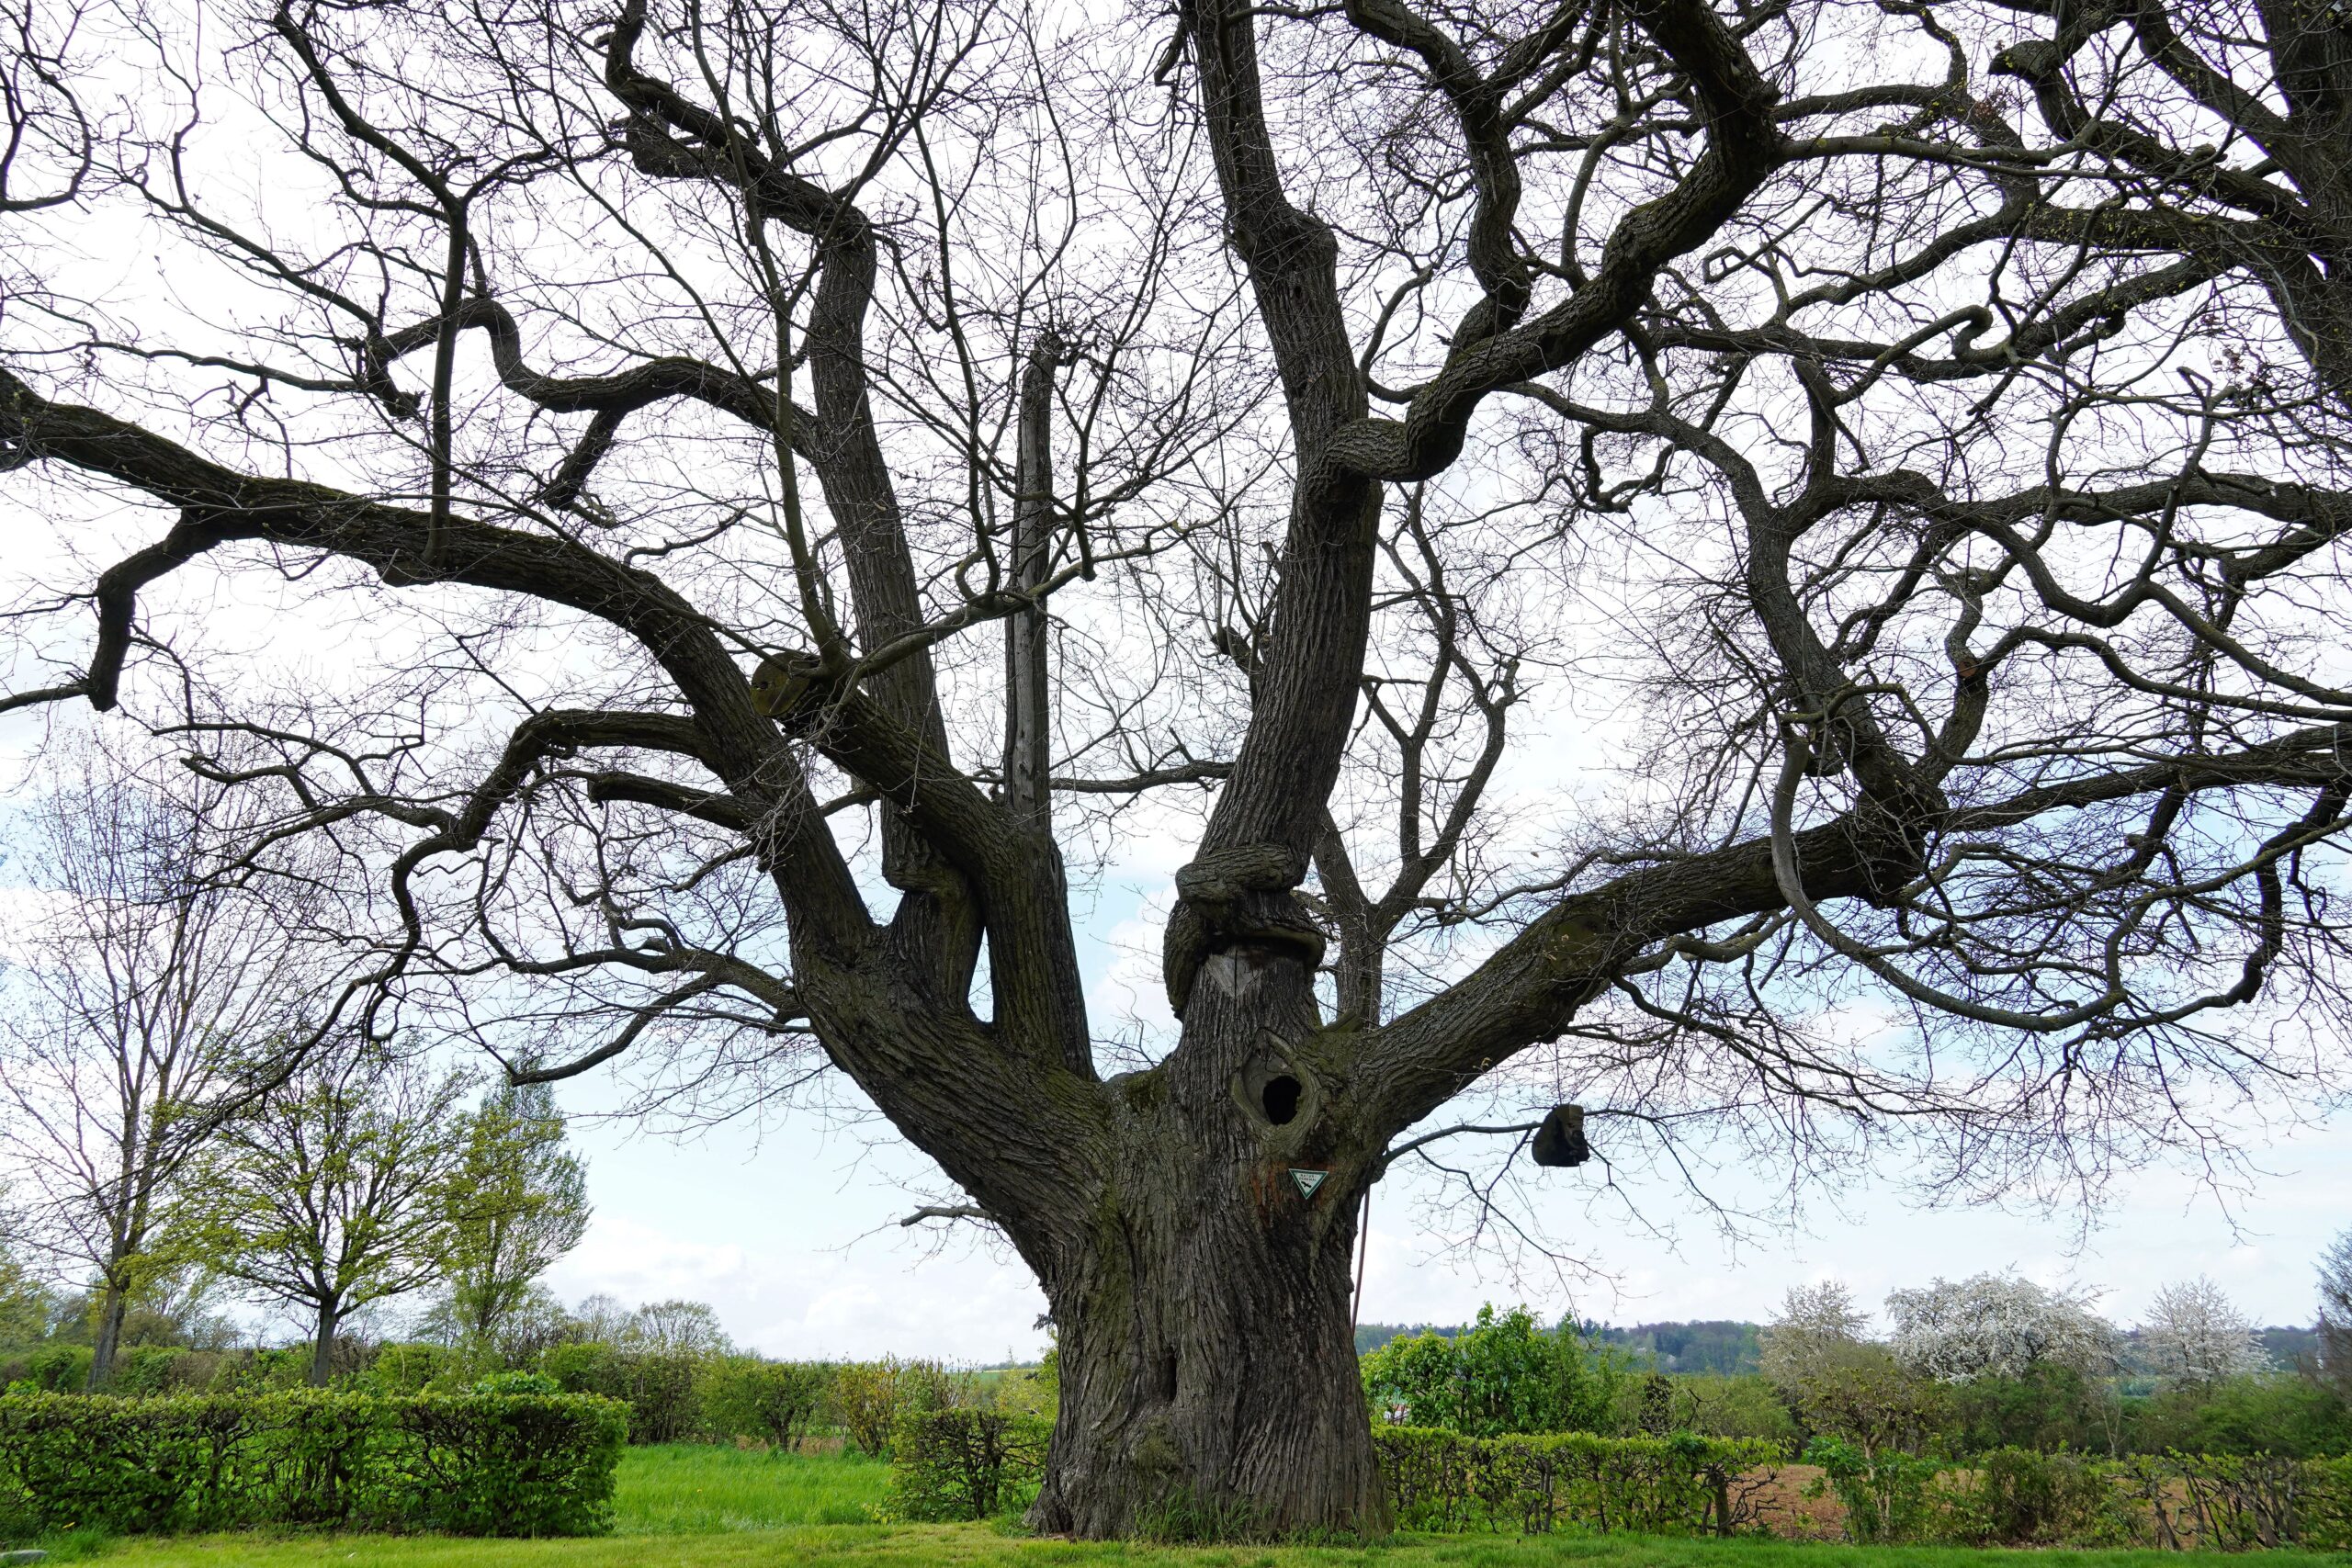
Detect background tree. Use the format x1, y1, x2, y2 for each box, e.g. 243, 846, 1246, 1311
2321, 1231, 2352, 1400
436, 1079, 591, 1348
1359, 1304, 1626, 1436
0, 1203, 57, 1348
623, 1299, 732, 1357
181, 1040, 474, 1384
1887, 1275, 2117, 1387
1759, 1281, 1875, 1388
2139, 1277, 2270, 1388
568, 1294, 637, 1348
0, 738, 322, 1386
7, 0, 2352, 1531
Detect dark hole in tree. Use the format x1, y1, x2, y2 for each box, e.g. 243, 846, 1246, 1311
1261, 1074, 1303, 1125
1159, 1350, 1179, 1402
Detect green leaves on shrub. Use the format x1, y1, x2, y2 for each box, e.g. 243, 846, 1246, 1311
1374, 1427, 1783, 1535
2304, 1455, 2352, 1550
0, 1389, 625, 1537
1801, 1439, 2352, 1549
701, 1358, 834, 1452
538, 1343, 705, 1443
1802, 1434, 1946, 1543
886, 1409, 1050, 1521
0, 1346, 92, 1394
1361, 1306, 1628, 1437
833, 1357, 954, 1456
472, 1370, 561, 1397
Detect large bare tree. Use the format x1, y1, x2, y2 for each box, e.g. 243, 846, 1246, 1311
3, 0, 2350, 1531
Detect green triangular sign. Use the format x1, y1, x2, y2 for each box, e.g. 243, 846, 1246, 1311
1290, 1168, 1328, 1201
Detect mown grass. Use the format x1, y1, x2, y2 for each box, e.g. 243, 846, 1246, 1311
614, 1440, 890, 1531
84, 1528, 2352, 1568
26, 1447, 2352, 1568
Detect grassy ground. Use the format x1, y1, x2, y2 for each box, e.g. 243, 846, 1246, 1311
22, 1447, 2352, 1568
81, 1528, 2352, 1568
614, 1441, 890, 1531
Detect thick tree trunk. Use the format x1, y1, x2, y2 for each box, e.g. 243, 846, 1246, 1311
1025, 941, 1388, 1539
309, 1299, 341, 1387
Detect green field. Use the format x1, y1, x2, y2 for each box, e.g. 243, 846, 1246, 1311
20, 1447, 2349, 1568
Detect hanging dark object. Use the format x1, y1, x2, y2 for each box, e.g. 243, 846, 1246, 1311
1532, 1104, 1589, 1168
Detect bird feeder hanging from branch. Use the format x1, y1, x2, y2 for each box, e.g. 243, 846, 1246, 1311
1531, 1103, 1589, 1168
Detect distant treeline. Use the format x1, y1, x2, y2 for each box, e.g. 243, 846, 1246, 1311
1359, 1318, 2325, 1381
1357, 1318, 1766, 1374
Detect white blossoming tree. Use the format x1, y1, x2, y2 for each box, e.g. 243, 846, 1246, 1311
1759, 1280, 1877, 1387
2139, 1277, 2271, 1388
1886, 1274, 2117, 1385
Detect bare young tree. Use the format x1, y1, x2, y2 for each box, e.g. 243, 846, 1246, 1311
2319, 1230, 2352, 1398
0, 739, 322, 1385
5, 0, 2352, 1531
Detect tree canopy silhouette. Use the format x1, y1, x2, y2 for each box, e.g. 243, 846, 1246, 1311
4, 0, 2350, 1532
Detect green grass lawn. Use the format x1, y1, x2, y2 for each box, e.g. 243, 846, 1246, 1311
23, 1447, 2351, 1568
81, 1529, 2352, 1568
614, 1441, 891, 1531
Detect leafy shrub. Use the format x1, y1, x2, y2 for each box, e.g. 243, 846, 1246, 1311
832, 1357, 956, 1456
0, 1346, 92, 1393
107, 1347, 193, 1397
1943, 1447, 2124, 1545
886, 1408, 1049, 1520
2120, 1374, 2352, 1459
1653, 1374, 1800, 1446
2109, 1451, 2339, 1551
988, 1352, 1057, 1420
539, 1342, 707, 1443
1374, 1427, 1783, 1535
1798, 1444, 2351, 1550
1362, 1305, 1628, 1437
1789, 1357, 1947, 1455
363, 1342, 495, 1396
700, 1357, 833, 1451
204, 1347, 317, 1395
0, 1389, 625, 1536
473, 1370, 561, 1397
1941, 1366, 2108, 1455
1803, 1434, 1946, 1543
2303, 1455, 2352, 1550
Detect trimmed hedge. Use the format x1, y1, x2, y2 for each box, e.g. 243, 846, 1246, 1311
888, 1409, 1050, 1521
1804, 1440, 2352, 1550
1376, 1427, 1784, 1535
0, 1389, 626, 1536
885, 1417, 1783, 1533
